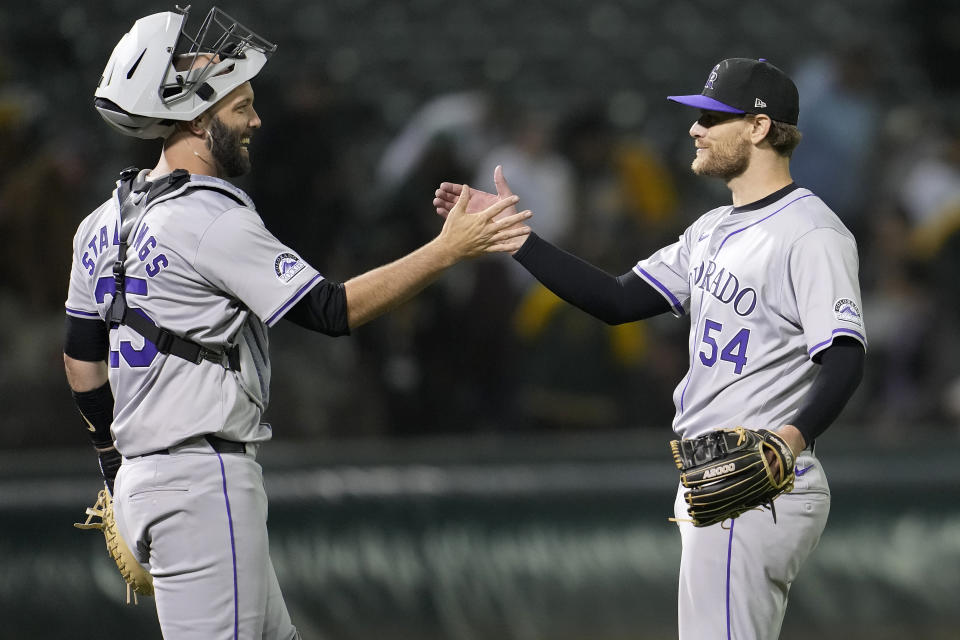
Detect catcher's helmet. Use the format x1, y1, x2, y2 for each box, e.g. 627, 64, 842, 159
94, 5, 276, 139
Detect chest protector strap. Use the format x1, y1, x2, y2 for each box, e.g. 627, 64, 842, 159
108, 167, 241, 371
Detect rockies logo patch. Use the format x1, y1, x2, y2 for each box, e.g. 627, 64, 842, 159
274, 252, 306, 283
705, 64, 720, 90
834, 298, 862, 326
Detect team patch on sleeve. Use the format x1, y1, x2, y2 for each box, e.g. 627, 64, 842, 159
833, 298, 863, 326
274, 252, 306, 283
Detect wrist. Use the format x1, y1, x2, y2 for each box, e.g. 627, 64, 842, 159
511, 232, 537, 259
776, 424, 807, 456
427, 236, 460, 269
97, 447, 122, 493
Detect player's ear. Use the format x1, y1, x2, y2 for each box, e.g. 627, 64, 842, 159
748, 115, 772, 144
186, 115, 208, 138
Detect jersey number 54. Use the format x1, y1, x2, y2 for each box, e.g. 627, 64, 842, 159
698, 319, 749, 374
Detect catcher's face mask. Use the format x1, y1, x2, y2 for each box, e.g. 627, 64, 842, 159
95, 5, 277, 139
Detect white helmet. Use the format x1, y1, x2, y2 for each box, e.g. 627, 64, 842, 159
94, 5, 276, 139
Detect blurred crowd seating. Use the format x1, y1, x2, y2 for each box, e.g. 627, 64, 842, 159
1, 0, 958, 447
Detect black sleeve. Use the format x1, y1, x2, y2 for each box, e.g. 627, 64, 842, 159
283, 279, 351, 336
512, 232, 671, 324
791, 337, 865, 445
72, 380, 115, 448
64, 316, 109, 361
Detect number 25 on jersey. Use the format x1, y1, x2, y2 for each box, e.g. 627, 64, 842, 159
95, 276, 159, 368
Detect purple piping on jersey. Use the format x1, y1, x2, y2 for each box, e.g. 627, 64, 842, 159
635, 267, 684, 315
66, 307, 101, 318
216, 453, 240, 640
726, 518, 735, 640
715, 194, 814, 255
265, 274, 324, 327
679, 294, 709, 412
808, 328, 867, 355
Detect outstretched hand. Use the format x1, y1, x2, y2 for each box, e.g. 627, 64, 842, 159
436, 183, 532, 259
434, 165, 519, 221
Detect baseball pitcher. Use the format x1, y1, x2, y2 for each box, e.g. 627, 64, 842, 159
434, 58, 866, 639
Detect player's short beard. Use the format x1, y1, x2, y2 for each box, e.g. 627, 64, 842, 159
206, 116, 251, 178
691, 134, 751, 181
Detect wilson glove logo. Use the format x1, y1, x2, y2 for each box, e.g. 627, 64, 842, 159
702, 462, 737, 479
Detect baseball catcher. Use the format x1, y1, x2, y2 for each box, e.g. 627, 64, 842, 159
63, 4, 528, 635
670, 427, 796, 527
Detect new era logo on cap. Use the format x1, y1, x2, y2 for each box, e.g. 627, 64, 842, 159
668, 58, 799, 125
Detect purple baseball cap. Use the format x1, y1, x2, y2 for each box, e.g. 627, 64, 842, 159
668, 58, 799, 125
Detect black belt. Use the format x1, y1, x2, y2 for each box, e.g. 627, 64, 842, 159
135, 434, 247, 457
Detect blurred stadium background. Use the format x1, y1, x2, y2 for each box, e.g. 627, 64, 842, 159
1, 0, 958, 637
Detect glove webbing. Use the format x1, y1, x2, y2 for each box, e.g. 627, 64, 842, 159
74, 488, 154, 604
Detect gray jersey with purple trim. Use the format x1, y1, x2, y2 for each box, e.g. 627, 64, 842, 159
65, 173, 322, 456
634, 186, 866, 439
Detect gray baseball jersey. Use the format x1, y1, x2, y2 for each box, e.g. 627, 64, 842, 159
634, 185, 866, 439
65, 172, 323, 456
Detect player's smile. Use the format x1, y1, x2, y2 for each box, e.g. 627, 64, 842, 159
207, 116, 254, 177
690, 120, 751, 180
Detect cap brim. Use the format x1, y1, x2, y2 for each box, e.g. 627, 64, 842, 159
667, 94, 745, 114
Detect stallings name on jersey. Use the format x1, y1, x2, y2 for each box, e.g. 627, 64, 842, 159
691, 260, 758, 317
80, 222, 169, 278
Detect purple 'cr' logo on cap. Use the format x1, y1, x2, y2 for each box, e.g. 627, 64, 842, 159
705, 64, 720, 90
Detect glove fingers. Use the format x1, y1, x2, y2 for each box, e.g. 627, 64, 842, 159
75, 488, 154, 599
684, 477, 778, 526
686, 471, 775, 508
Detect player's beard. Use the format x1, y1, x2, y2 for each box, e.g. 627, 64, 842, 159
691, 133, 751, 181
206, 116, 251, 178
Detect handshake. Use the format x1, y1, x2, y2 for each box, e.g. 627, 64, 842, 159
432, 165, 530, 255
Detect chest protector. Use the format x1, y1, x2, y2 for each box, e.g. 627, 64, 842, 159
108, 167, 242, 371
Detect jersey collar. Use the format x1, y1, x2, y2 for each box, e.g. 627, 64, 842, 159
731, 183, 801, 214
144, 172, 256, 210
184, 174, 255, 208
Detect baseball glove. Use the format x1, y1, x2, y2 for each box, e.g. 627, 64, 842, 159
74, 487, 154, 603
670, 427, 796, 527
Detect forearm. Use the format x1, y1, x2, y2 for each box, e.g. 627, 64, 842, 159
64, 354, 120, 490
64, 355, 111, 446
512, 233, 670, 324
64, 355, 109, 392
344, 238, 457, 329
787, 338, 865, 447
